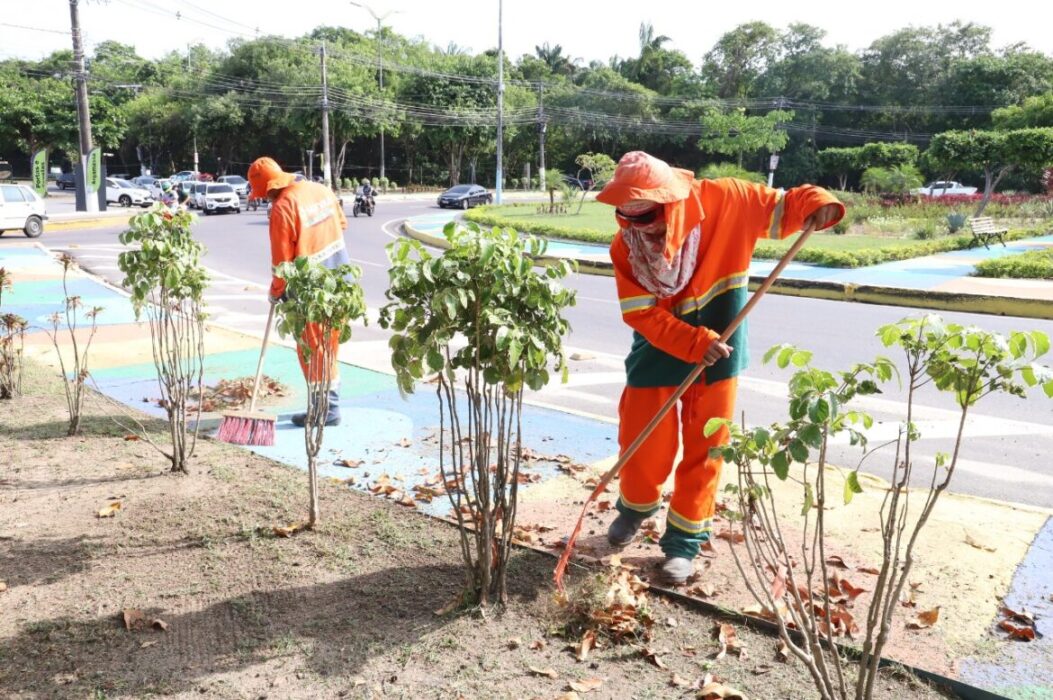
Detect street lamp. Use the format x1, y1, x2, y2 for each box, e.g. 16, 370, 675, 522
349, 1, 401, 186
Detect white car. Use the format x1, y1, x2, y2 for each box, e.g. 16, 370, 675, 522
145, 178, 171, 200
914, 181, 978, 197
199, 183, 241, 215
217, 175, 249, 198
106, 178, 153, 207
185, 181, 208, 209
0, 183, 46, 238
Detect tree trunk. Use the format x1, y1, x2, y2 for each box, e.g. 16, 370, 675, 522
308, 455, 320, 528
974, 166, 1011, 218
838, 174, 847, 191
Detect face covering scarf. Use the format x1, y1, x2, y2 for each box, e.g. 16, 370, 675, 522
619, 201, 700, 298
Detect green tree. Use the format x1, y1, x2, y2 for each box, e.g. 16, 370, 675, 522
858, 142, 919, 169
379, 222, 576, 606
573, 151, 616, 213
698, 108, 794, 167
818, 147, 863, 190
925, 128, 1053, 214
696, 162, 765, 183
702, 22, 779, 98
993, 93, 1053, 129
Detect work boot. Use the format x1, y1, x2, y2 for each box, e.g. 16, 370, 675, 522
661, 555, 694, 585
291, 389, 341, 427
607, 513, 644, 548
659, 556, 694, 586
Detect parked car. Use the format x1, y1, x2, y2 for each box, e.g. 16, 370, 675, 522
913, 181, 978, 197
105, 177, 153, 207
199, 183, 240, 215
217, 175, 249, 197
56, 172, 76, 190
561, 174, 593, 190
144, 178, 171, 200
187, 181, 209, 209
0, 183, 46, 237
170, 170, 197, 183
437, 184, 492, 209
132, 175, 158, 190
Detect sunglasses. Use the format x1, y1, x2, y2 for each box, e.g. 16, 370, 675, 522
615, 206, 662, 225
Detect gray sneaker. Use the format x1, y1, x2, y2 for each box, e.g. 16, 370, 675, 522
660, 556, 694, 585
607, 513, 644, 547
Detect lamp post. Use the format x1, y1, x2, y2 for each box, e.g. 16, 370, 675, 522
495, 0, 504, 204
349, 2, 401, 185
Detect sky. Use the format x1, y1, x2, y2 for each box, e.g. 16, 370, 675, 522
3, 0, 1052, 65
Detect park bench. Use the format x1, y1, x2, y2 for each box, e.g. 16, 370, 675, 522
968, 216, 1008, 249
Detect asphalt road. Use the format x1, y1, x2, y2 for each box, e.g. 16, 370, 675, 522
13, 196, 1053, 509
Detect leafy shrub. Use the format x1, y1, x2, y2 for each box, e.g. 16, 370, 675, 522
946, 212, 968, 234
974, 248, 1053, 279
914, 221, 938, 239
697, 162, 766, 184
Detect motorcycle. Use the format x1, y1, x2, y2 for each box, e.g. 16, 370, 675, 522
352, 190, 375, 217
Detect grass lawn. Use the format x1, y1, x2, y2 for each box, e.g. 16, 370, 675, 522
476, 201, 614, 238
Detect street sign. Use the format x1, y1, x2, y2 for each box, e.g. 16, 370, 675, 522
31, 149, 48, 197
86, 148, 101, 192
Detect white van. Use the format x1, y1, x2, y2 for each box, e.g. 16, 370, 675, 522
0, 183, 46, 238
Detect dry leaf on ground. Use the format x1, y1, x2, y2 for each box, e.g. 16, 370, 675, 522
1000, 606, 1036, 627
825, 555, 849, 569
576, 630, 596, 661
557, 693, 581, 700
857, 565, 881, 575
122, 608, 168, 632
568, 678, 603, 693
272, 521, 308, 538
671, 673, 692, 688
776, 639, 790, 662
334, 458, 364, 468
0, 581, 7, 593
998, 620, 1037, 641
715, 529, 745, 544
530, 640, 546, 651
122, 434, 140, 441
528, 666, 558, 679
688, 582, 718, 598
906, 607, 941, 630
641, 648, 668, 669
714, 623, 743, 660
965, 533, 997, 553
507, 638, 521, 650
97, 501, 122, 518
698, 681, 748, 699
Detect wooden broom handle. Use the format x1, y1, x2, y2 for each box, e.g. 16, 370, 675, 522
553, 223, 817, 589
247, 301, 277, 414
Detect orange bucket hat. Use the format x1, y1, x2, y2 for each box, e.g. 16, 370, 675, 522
596, 151, 694, 207
247, 156, 297, 199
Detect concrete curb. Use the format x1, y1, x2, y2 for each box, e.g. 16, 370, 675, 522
401, 218, 1053, 321
45, 214, 134, 232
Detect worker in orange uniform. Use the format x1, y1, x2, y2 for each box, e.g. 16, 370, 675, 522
247, 156, 351, 427
597, 151, 843, 584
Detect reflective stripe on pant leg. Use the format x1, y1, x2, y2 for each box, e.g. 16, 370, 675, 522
660, 377, 738, 559
616, 385, 679, 519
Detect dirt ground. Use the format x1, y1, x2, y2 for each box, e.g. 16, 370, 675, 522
0, 364, 953, 700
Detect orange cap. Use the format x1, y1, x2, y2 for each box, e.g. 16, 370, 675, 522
247, 156, 297, 199
595, 151, 694, 207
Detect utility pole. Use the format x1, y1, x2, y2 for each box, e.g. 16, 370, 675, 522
319, 42, 334, 189
537, 82, 546, 192
350, 2, 400, 185
69, 0, 97, 212
495, 0, 504, 203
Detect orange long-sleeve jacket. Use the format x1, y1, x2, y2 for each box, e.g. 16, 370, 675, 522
612, 177, 844, 388
268, 180, 349, 299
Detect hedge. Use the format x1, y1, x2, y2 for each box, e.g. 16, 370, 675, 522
973, 248, 1053, 279
465, 205, 1050, 269
754, 227, 1047, 268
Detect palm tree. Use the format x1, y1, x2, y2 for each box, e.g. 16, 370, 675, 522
638, 22, 672, 56
534, 42, 579, 76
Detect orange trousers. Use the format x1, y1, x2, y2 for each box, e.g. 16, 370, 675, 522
616, 378, 737, 558
297, 322, 341, 386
